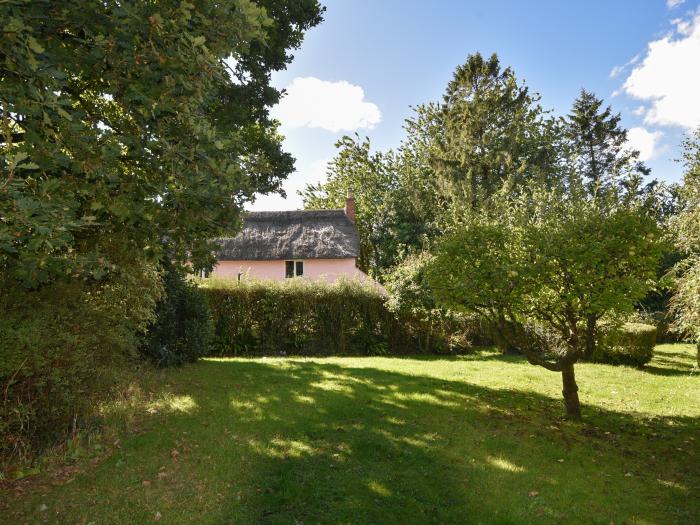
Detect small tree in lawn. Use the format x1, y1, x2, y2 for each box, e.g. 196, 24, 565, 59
427, 177, 663, 419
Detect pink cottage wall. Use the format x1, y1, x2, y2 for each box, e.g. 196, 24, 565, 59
212, 258, 370, 283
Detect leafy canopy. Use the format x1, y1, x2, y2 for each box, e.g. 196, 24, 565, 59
426, 174, 664, 418
670, 128, 700, 345
0, 0, 323, 287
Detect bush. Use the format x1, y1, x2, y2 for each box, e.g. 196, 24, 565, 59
0, 259, 162, 463
202, 278, 415, 356
140, 262, 213, 367
383, 253, 482, 353
593, 322, 657, 367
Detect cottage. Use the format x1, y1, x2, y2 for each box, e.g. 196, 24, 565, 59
211, 195, 371, 283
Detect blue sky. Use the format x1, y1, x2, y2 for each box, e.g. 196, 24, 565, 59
251, 0, 700, 210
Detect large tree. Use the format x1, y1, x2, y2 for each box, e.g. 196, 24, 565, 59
300, 126, 440, 277
670, 128, 700, 364
0, 0, 323, 288
300, 135, 400, 275
301, 54, 561, 276
434, 52, 559, 213
564, 89, 649, 194
427, 176, 663, 419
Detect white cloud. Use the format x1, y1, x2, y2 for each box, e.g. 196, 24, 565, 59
609, 54, 639, 78
626, 127, 663, 161
632, 105, 647, 116
621, 10, 700, 129
667, 0, 685, 8
272, 77, 381, 133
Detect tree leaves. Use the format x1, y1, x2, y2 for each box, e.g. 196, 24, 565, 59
0, 0, 324, 288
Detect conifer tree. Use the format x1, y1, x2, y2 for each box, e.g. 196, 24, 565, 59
435, 52, 558, 212
564, 89, 649, 194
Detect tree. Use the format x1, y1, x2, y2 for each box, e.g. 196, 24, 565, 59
0, 0, 324, 288
426, 177, 663, 419
434, 52, 559, 213
670, 128, 700, 364
563, 90, 661, 354
300, 135, 400, 276
301, 54, 561, 276
564, 89, 649, 194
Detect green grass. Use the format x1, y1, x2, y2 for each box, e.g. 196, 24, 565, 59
2, 344, 698, 524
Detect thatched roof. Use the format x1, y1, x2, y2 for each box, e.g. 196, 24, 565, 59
215, 210, 360, 260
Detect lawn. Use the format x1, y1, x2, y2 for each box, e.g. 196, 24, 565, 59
2, 344, 698, 524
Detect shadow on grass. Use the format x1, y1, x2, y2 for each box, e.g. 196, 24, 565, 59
641, 364, 698, 377
135, 361, 700, 522
7, 358, 698, 524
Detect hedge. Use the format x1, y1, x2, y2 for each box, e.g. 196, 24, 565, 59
140, 261, 213, 367
0, 261, 162, 463
201, 278, 428, 356
593, 322, 657, 367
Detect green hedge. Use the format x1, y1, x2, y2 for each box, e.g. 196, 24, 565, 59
383, 252, 482, 353
0, 261, 162, 463
140, 262, 213, 367
201, 278, 420, 356
593, 322, 657, 367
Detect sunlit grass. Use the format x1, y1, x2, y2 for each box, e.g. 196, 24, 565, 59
2, 345, 698, 524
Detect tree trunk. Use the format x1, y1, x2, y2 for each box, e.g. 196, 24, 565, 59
561, 363, 582, 420
583, 314, 597, 360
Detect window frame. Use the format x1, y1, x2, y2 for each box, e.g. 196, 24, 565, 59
285, 260, 304, 278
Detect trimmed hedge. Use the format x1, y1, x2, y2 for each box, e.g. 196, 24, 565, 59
593, 322, 657, 367
201, 278, 420, 356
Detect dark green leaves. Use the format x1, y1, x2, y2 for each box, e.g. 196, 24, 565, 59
0, 0, 323, 287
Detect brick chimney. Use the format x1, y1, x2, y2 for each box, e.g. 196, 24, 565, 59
344, 190, 356, 222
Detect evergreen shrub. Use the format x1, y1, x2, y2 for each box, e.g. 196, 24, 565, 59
593, 322, 657, 366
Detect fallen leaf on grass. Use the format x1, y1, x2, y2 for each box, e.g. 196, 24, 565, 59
528, 491, 539, 497
154, 511, 162, 521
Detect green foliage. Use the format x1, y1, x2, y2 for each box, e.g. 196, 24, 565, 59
383, 252, 479, 353
565, 89, 649, 193
300, 136, 402, 275
592, 323, 657, 367
670, 129, 700, 356
0, 260, 162, 462
0, 0, 322, 462
300, 133, 438, 277
434, 53, 559, 214
202, 278, 420, 356
0, 0, 323, 287
428, 180, 663, 354
426, 175, 664, 417
140, 262, 213, 367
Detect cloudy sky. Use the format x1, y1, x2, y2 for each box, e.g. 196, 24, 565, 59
251, 0, 700, 210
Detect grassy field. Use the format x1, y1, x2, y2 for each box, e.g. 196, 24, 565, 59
2, 344, 698, 524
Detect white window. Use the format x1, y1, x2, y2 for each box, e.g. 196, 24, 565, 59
285, 260, 304, 278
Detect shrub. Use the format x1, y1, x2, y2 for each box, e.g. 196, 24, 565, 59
201, 278, 415, 356
140, 262, 213, 367
383, 253, 481, 353
593, 322, 657, 367
0, 259, 162, 463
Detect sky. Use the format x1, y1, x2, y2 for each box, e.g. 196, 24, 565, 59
250, 0, 700, 211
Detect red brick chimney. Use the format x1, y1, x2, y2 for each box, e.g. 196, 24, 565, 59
344, 190, 356, 222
